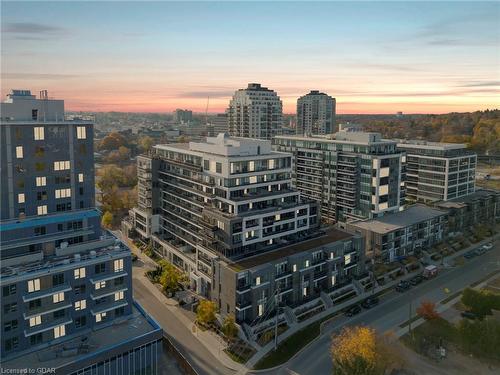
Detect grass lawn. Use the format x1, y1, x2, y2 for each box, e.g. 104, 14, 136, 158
253, 320, 323, 369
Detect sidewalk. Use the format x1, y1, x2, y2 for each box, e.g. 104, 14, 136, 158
126, 236, 246, 372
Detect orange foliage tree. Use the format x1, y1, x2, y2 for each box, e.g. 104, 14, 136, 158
416, 301, 440, 321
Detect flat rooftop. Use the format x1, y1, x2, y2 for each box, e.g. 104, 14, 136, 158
228, 228, 353, 271
349, 205, 446, 234
448, 189, 499, 204
1, 303, 161, 371
275, 132, 396, 146
397, 140, 467, 151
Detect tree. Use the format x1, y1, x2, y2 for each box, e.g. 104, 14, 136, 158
138, 136, 154, 152
416, 301, 440, 321
99, 132, 127, 151
197, 300, 217, 326
101, 211, 113, 228
158, 261, 184, 295
461, 288, 500, 318
331, 326, 403, 375
118, 146, 131, 160
222, 314, 238, 339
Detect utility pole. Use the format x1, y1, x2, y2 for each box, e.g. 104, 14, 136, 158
408, 295, 413, 341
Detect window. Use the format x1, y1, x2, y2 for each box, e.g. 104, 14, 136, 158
293, 264, 297, 272
55, 188, 71, 199
54, 325, 66, 339
29, 315, 42, 327
74, 267, 86, 279
17, 193, 25, 204
30, 333, 43, 346
76, 126, 87, 139
216, 162, 222, 173
95, 312, 107, 322
28, 279, 40, 292
37, 205, 47, 215
32, 109, 38, 120
95, 281, 106, 290
74, 285, 86, 295
37, 191, 48, 201
114, 259, 124, 272
15, 146, 23, 158
53, 292, 65, 303
5, 337, 19, 352
4, 319, 18, 332
258, 304, 263, 317
34, 127, 44, 140
255, 276, 261, 286
29, 299, 41, 310
3, 284, 16, 297
54, 161, 70, 171
305, 260, 310, 268
75, 300, 86, 311
303, 287, 308, 296
114, 291, 124, 301
36, 176, 47, 186
4, 303, 17, 314
78, 173, 84, 182
53, 310, 65, 319
331, 275, 336, 286
52, 273, 64, 286
34, 226, 46, 236
75, 316, 86, 328
344, 254, 352, 265
95, 263, 105, 274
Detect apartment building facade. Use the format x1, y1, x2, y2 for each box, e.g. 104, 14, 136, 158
215, 228, 364, 323
397, 141, 476, 202
0, 90, 162, 373
296, 90, 336, 135
228, 83, 283, 140
274, 129, 405, 222
345, 204, 447, 262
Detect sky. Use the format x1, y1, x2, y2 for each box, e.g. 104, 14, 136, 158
1, 1, 499, 114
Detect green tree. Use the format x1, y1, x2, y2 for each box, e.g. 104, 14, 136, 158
101, 211, 113, 228
222, 314, 238, 339
462, 288, 500, 318
138, 136, 154, 152
197, 300, 217, 326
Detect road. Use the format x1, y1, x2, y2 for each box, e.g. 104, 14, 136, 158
254, 241, 500, 375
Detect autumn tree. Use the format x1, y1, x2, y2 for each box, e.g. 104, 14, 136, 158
101, 211, 113, 228
197, 300, 217, 326
138, 136, 154, 152
416, 301, 440, 321
331, 326, 403, 375
158, 261, 185, 296
222, 314, 238, 340
99, 132, 127, 151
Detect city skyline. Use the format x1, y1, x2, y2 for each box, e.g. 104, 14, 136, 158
2, 1, 499, 114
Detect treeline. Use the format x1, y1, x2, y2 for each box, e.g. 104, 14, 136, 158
340, 110, 499, 154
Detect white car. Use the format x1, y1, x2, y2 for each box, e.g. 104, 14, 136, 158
482, 243, 493, 250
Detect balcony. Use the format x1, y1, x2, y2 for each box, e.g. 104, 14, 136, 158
23, 284, 72, 303
24, 301, 72, 319
24, 317, 72, 338
90, 284, 128, 300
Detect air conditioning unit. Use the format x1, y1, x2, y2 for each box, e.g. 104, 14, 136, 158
90, 251, 96, 258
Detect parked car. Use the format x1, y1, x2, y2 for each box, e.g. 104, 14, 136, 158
361, 296, 379, 309
464, 251, 476, 259
461, 311, 477, 320
474, 247, 486, 256
483, 243, 493, 250
395, 280, 411, 292
410, 275, 423, 286
345, 304, 361, 317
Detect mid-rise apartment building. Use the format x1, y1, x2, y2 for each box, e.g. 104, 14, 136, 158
296, 90, 336, 135
274, 129, 405, 222
0, 90, 162, 374
207, 113, 228, 137
228, 83, 283, 140
397, 140, 476, 202
122, 135, 372, 323
346, 204, 447, 262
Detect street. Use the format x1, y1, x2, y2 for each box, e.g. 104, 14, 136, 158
252, 241, 500, 375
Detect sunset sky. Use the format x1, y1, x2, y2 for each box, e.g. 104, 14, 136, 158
2, 1, 499, 114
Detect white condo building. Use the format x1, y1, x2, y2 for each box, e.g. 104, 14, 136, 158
228, 83, 283, 140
